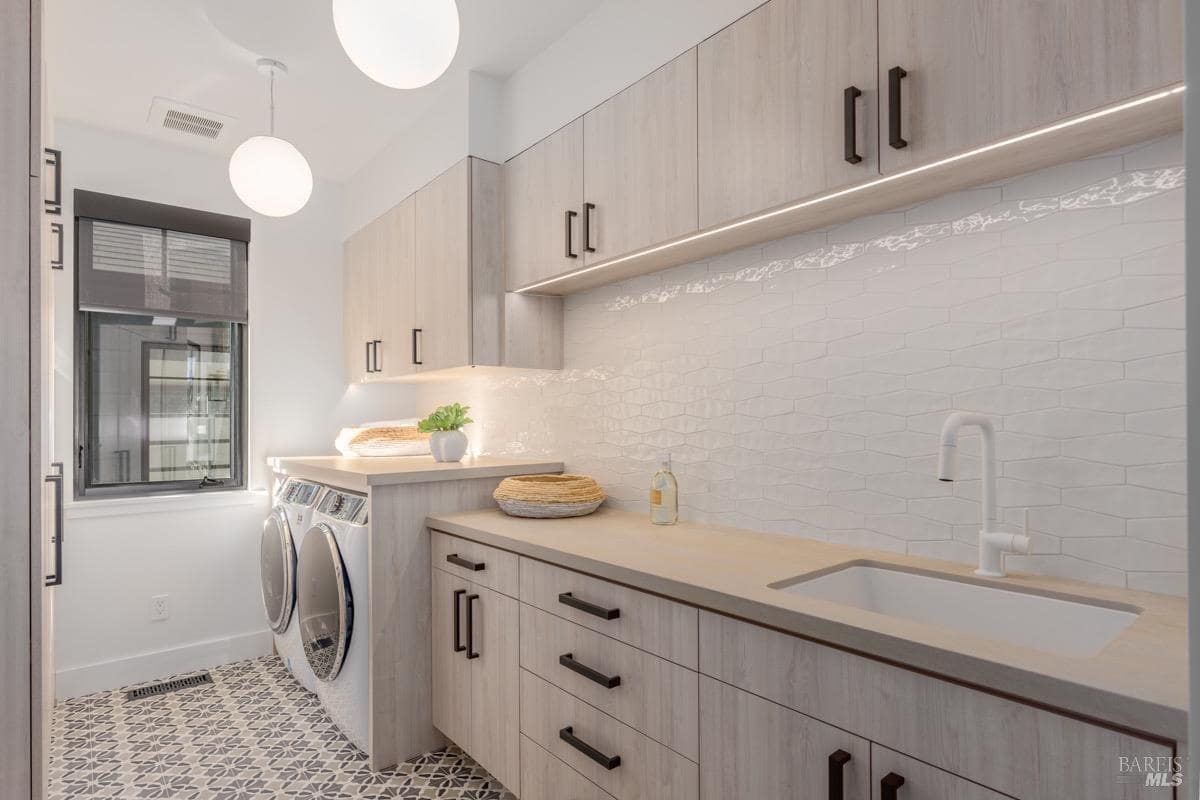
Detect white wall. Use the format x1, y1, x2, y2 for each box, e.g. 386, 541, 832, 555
51, 120, 413, 697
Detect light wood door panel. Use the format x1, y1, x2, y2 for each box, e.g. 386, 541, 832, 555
415, 159, 471, 371
699, 676, 870, 800
583, 49, 698, 265
878, 0, 1183, 173
503, 119, 584, 290
468, 584, 521, 794
431, 567, 473, 749
871, 746, 1013, 800
372, 196, 416, 379
521, 736, 616, 800
431, 530, 520, 598
698, 0, 879, 228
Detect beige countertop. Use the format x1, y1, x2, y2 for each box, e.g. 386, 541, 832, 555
268, 455, 563, 492
426, 506, 1187, 743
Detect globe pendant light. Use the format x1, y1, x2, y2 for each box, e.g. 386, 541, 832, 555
332, 0, 459, 89
229, 59, 313, 218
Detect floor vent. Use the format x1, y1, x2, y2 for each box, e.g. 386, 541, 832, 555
125, 671, 213, 702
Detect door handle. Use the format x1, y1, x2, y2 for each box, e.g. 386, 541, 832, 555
888, 66, 908, 149
843, 86, 863, 164
446, 553, 485, 571
828, 749, 851, 800
564, 209, 578, 258
559, 726, 620, 770
559, 653, 621, 689
881, 771, 905, 800
44, 148, 62, 216
372, 339, 382, 373
452, 588, 466, 652
558, 591, 620, 620
582, 202, 596, 253
465, 593, 480, 659
49, 222, 64, 270
411, 328, 423, 366
365, 341, 373, 374
44, 466, 64, 587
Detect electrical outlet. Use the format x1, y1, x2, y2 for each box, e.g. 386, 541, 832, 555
150, 594, 169, 622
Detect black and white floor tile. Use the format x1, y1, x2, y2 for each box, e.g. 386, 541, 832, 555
50, 656, 516, 799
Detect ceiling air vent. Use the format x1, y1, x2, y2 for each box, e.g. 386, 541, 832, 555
148, 97, 235, 143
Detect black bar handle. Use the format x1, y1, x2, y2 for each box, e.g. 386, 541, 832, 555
411, 328, 423, 365
828, 749, 851, 800
452, 588, 466, 653
888, 66, 908, 149
447, 553, 485, 572
44, 148, 62, 215
373, 339, 382, 373
559, 653, 621, 689
881, 772, 905, 800
44, 469, 63, 587
49, 222, 64, 270
559, 726, 620, 770
365, 341, 372, 373
558, 591, 620, 621
582, 202, 596, 252
564, 209, 578, 258
466, 594, 480, 659
843, 87, 863, 164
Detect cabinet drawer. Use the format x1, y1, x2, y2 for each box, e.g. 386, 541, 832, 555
520, 557, 698, 668
520, 603, 699, 761
699, 611, 1172, 800
431, 530, 518, 597
521, 735, 615, 800
871, 746, 1012, 800
520, 669, 699, 800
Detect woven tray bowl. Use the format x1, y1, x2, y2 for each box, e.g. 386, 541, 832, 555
347, 426, 430, 457
494, 474, 606, 519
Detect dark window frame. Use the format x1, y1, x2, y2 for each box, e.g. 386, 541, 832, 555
72, 192, 249, 500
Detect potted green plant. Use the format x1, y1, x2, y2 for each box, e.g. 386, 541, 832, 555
418, 403, 473, 463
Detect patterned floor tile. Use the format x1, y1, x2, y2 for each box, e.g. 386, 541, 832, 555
50, 656, 514, 799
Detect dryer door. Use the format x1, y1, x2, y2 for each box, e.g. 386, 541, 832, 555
297, 523, 353, 682
260, 507, 296, 634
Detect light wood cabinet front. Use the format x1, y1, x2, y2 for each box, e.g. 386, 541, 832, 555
503, 119, 584, 291
431, 567, 472, 750
698, 0, 879, 228
582, 49, 698, 265
521, 735, 616, 800
371, 196, 416, 379
877, 0, 1183, 174
870, 746, 1013, 800
415, 159, 472, 372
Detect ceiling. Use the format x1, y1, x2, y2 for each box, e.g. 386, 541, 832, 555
46, 0, 599, 180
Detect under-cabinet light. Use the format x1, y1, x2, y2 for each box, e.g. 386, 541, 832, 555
516, 84, 1186, 294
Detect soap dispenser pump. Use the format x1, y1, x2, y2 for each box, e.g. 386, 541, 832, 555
650, 452, 678, 526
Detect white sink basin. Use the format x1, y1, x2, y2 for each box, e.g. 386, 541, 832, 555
772, 561, 1140, 658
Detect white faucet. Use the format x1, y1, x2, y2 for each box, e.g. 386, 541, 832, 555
937, 412, 1031, 577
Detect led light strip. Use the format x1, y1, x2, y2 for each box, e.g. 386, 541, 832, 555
518, 84, 1186, 294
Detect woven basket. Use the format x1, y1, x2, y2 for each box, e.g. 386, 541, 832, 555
347, 426, 431, 457
493, 474, 606, 519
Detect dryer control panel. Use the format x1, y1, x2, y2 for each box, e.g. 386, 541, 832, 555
280, 478, 323, 506
318, 489, 368, 525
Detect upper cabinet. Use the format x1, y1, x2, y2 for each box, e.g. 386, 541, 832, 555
414, 159, 472, 373
877, 0, 1184, 173
582, 49, 698, 265
698, 0, 878, 229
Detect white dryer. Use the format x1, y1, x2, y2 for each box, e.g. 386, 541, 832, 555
260, 477, 324, 694
297, 486, 370, 753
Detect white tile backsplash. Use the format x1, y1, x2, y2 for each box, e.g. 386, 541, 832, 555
412, 134, 1187, 595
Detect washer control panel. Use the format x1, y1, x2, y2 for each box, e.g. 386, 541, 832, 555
317, 489, 368, 525
279, 478, 323, 507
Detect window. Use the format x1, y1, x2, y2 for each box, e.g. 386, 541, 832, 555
74, 191, 250, 498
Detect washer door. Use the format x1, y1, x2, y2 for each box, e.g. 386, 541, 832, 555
297, 523, 353, 682
259, 507, 296, 634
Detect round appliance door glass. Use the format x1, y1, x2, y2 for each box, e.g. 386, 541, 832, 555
259, 507, 295, 634
297, 524, 353, 682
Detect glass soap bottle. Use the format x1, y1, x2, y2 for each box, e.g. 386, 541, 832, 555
650, 452, 679, 526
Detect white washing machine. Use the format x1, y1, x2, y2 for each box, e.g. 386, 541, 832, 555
260, 477, 324, 694
297, 486, 370, 753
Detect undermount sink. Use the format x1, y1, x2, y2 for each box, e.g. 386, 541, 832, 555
771, 561, 1141, 658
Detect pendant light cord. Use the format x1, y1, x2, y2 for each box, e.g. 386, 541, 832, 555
268, 68, 276, 137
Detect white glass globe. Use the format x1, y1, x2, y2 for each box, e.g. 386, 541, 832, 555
228, 135, 313, 217
332, 0, 459, 89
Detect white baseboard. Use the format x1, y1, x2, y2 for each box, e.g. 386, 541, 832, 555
55, 629, 274, 700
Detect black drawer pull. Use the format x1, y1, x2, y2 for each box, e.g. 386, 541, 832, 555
372, 339, 382, 373
559, 726, 620, 770
828, 749, 851, 800
888, 66, 908, 149
465, 593, 480, 660
411, 328, 423, 366
564, 209, 578, 258
881, 771, 905, 800
559, 653, 621, 689
843, 86, 862, 164
558, 591, 620, 620
452, 589, 466, 653
446, 553, 485, 571
582, 202, 596, 252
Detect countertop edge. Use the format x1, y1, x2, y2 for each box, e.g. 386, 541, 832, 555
426, 514, 1187, 744
367, 460, 564, 486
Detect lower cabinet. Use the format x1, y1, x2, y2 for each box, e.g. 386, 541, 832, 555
521, 735, 615, 800
699, 676, 870, 800
430, 566, 520, 794
871, 746, 1013, 800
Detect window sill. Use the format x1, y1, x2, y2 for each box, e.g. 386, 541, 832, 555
65, 488, 269, 521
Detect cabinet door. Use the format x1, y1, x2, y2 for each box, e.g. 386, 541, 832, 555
415, 159, 471, 371
698, 0, 878, 228
871, 746, 1012, 800
503, 118, 584, 291
431, 568, 473, 750
371, 196, 416, 379
342, 228, 371, 384
583, 49, 697, 265
700, 676, 870, 800
467, 584, 520, 794
878, 0, 1183, 173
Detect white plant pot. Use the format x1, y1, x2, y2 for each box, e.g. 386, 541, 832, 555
429, 430, 468, 463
